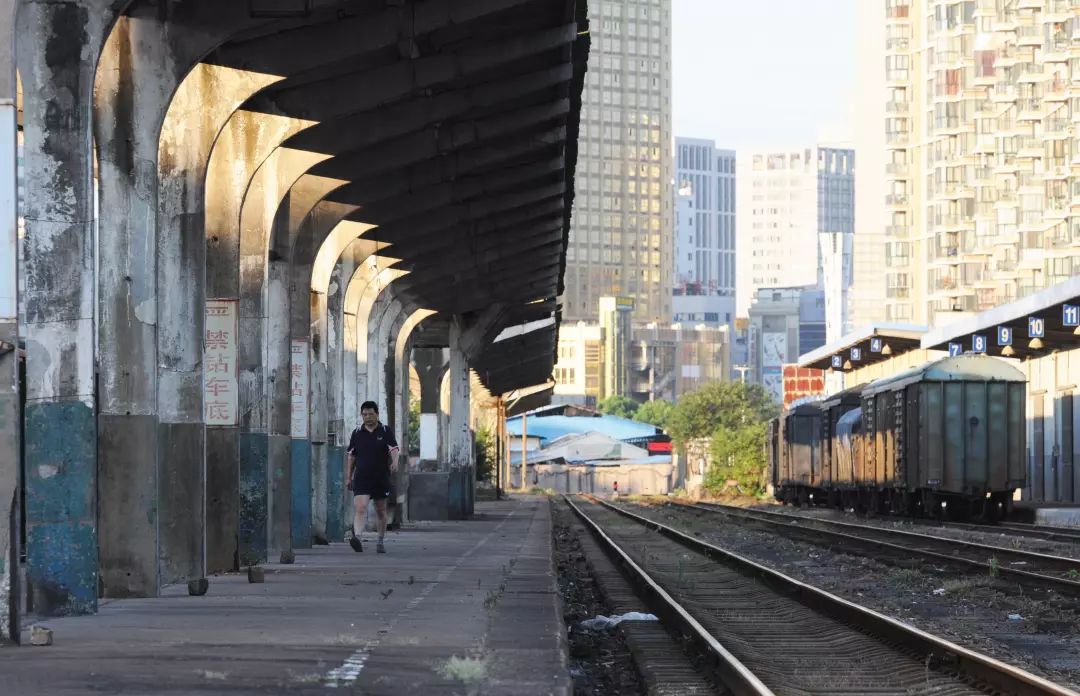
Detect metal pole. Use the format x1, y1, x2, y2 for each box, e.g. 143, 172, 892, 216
521, 412, 528, 492
495, 397, 502, 500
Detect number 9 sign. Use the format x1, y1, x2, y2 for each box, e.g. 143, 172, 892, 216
997, 326, 1012, 346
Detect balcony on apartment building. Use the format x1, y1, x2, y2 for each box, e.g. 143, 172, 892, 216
1018, 98, 1046, 121
992, 81, 1018, 102
886, 193, 910, 208
1017, 23, 1044, 47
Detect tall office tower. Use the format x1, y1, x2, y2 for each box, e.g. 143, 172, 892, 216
879, 0, 1080, 327
563, 0, 673, 324
672, 138, 737, 332
849, 0, 889, 330
735, 146, 855, 319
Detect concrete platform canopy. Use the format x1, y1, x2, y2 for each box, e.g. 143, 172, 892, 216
0, 0, 588, 643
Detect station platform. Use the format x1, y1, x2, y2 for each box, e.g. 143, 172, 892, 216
1, 497, 570, 695
1013, 500, 1080, 527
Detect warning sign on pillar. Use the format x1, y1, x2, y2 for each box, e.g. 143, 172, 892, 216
290, 340, 310, 439
203, 300, 238, 426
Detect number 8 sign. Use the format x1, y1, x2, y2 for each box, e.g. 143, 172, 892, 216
972, 335, 987, 353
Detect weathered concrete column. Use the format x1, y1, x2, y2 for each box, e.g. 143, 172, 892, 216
0, 0, 17, 643
368, 293, 405, 420
291, 201, 355, 546
413, 347, 449, 465
92, 0, 269, 601
323, 260, 349, 540
438, 370, 452, 466
447, 316, 473, 469
205, 111, 313, 572
156, 64, 281, 586
239, 148, 330, 560
269, 177, 345, 550
17, 2, 110, 617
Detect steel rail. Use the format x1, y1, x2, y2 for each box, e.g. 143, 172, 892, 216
695, 501, 1080, 578
589, 496, 1079, 696
564, 495, 773, 696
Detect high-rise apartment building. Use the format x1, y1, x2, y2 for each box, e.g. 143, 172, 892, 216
877, 0, 1080, 327
563, 0, 673, 324
850, 0, 889, 330
735, 146, 855, 319
672, 138, 737, 359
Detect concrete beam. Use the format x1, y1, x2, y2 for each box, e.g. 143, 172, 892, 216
251, 25, 577, 120
314, 101, 569, 180
283, 64, 573, 154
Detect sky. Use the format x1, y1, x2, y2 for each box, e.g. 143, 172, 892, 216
672, 0, 859, 150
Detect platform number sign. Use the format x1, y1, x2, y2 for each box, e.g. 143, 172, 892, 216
972, 334, 987, 353
997, 326, 1013, 346
851, 347, 862, 362
831, 355, 843, 369
1028, 316, 1045, 339
871, 338, 883, 353
1064, 304, 1080, 327
948, 342, 963, 357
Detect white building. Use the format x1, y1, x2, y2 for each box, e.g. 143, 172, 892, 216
736, 146, 855, 320
673, 138, 737, 366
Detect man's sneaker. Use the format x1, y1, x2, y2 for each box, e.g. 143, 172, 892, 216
349, 535, 363, 553
376, 541, 386, 554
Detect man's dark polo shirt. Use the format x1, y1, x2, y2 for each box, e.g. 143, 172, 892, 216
348, 424, 398, 484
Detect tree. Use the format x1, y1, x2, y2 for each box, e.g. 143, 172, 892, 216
667, 381, 778, 446
407, 398, 421, 456
634, 399, 674, 430
597, 394, 639, 419
474, 425, 496, 482
705, 422, 769, 496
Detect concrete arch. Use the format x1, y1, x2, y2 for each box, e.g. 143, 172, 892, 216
204, 111, 318, 573
92, 2, 283, 600
156, 62, 283, 587
237, 148, 335, 560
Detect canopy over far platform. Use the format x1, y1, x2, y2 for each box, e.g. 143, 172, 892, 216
798, 323, 928, 372
922, 277, 1080, 361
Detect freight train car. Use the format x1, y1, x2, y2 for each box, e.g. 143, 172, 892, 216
772, 401, 825, 505
771, 354, 1027, 520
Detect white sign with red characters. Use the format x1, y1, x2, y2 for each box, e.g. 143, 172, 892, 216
290, 339, 310, 438
203, 300, 238, 426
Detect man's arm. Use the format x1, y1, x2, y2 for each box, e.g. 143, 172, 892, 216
386, 427, 400, 469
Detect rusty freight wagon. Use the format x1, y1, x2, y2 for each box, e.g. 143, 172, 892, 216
773, 400, 826, 505
859, 354, 1026, 519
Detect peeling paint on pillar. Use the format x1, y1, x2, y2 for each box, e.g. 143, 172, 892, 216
24, 401, 96, 616
289, 440, 311, 549
17, 0, 106, 619
447, 317, 473, 469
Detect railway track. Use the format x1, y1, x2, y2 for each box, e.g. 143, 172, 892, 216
568, 494, 1077, 696
686, 501, 1080, 599
941, 519, 1080, 546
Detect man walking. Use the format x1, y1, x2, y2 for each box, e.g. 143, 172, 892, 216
346, 401, 399, 553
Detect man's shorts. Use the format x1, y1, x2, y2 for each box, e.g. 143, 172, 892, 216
352, 477, 391, 500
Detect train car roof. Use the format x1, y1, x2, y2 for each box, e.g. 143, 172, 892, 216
786, 399, 825, 415
822, 383, 867, 409
862, 354, 1026, 396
